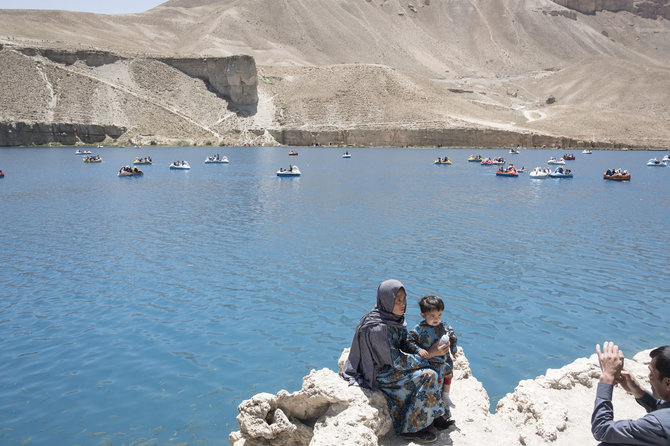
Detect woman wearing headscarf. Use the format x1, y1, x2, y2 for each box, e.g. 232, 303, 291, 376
340, 279, 451, 444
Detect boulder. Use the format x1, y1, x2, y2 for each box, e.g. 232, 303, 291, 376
230, 367, 392, 446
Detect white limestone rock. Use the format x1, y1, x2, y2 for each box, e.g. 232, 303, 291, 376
231, 366, 392, 446
231, 348, 655, 446
494, 352, 652, 446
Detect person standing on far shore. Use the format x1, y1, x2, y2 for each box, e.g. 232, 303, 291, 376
592, 342, 670, 445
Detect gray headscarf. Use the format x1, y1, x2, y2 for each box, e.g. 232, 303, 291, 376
340, 279, 407, 389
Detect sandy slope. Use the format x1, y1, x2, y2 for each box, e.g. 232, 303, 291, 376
1, 0, 669, 146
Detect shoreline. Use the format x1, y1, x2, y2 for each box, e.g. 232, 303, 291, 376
1, 121, 659, 150
0, 143, 659, 151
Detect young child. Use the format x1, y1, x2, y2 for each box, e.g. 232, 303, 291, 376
407, 295, 459, 408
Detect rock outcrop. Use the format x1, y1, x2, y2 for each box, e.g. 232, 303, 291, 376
159, 56, 258, 107
230, 348, 653, 446
0, 45, 261, 146
0, 121, 126, 146
11, 46, 258, 107
268, 128, 621, 150
17, 47, 122, 67
553, 0, 670, 19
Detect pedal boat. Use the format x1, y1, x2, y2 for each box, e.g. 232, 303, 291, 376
603, 172, 630, 181
170, 161, 191, 170
529, 167, 550, 178
277, 166, 301, 177
549, 167, 573, 178
205, 156, 229, 164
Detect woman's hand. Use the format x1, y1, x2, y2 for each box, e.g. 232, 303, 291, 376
427, 340, 450, 358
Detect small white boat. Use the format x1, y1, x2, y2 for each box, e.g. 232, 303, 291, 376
547, 157, 565, 165
549, 167, 573, 178
529, 167, 550, 178
170, 161, 191, 170
509, 147, 520, 154
662, 154, 670, 162
75, 149, 92, 155
582, 149, 593, 154
646, 158, 667, 167
205, 155, 229, 164
277, 166, 301, 177
342, 152, 352, 158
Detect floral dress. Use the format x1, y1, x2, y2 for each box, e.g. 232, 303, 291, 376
407, 321, 458, 377
376, 325, 447, 433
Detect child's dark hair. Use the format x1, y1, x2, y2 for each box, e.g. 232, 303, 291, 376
419, 295, 444, 313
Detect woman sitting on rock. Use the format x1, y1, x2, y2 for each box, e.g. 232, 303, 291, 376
340, 279, 452, 443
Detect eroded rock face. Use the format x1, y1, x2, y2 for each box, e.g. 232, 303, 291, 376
17, 47, 122, 66
159, 55, 259, 106
12, 46, 259, 107
0, 121, 126, 146
553, 0, 670, 19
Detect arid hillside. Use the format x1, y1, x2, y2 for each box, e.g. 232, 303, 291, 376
1, 0, 669, 147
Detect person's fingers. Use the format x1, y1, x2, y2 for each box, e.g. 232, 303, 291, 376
596, 344, 604, 370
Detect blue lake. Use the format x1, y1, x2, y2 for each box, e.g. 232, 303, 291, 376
1, 146, 669, 445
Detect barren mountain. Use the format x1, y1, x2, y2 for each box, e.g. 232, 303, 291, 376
1, 0, 669, 147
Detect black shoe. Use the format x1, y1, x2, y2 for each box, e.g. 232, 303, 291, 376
432, 415, 456, 430
401, 428, 437, 443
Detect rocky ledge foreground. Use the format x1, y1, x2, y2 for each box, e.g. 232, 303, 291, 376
230, 348, 653, 446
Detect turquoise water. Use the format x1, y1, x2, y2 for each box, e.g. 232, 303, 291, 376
1, 146, 669, 445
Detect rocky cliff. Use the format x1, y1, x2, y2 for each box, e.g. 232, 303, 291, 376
17, 47, 122, 67
158, 56, 258, 108
553, 0, 670, 19
230, 348, 653, 446
268, 128, 621, 149
0, 122, 125, 146
10, 46, 258, 107
0, 45, 260, 146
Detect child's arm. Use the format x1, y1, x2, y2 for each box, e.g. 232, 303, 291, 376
388, 329, 430, 370
405, 327, 423, 354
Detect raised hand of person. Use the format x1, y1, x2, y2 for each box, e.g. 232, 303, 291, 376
617, 369, 646, 399
596, 342, 624, 385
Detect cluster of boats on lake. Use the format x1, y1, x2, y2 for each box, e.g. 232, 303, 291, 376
431, 151, 670, 182
437, 152, 579, 179
3, 147, 668, 181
